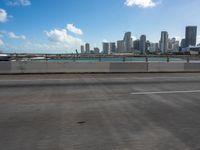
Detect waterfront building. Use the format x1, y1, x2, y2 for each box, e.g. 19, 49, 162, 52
123, 32, 133, 52
85, 43, 90, 54
139, 35, 146, 54
160, 31, 168, 54
110, 42, 116, 53
80, 45, 84, 54
185, 26, 197, 47
102, 42, 110, 54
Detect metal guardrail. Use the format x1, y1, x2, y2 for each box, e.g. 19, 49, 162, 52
1, 53, 200, 63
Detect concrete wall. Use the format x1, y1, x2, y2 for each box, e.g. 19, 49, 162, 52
148, 62, 185, 72
110, 63, 148, 73
0, 61, 200, 74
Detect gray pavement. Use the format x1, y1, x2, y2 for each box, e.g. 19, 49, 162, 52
0, 73, 200, 150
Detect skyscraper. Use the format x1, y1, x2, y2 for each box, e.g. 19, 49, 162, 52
133, 40, 140, 51
160, 31, 168, 53
110, 42, 116, 53
102, 42, 109, 54
185, 26, 197, 47
85, 43, 90, 54
117, 40, 125, 53
80, 45, 84, 54
123, 32, 133, 52
139, 35, 146, 54
94, 47, 100, 54
181, 39, 186, 48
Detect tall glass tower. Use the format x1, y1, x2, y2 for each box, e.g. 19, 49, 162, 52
185, 26, 197, 47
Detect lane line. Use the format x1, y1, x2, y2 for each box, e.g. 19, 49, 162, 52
0, 76, 200, 83
131, 90, 200, 95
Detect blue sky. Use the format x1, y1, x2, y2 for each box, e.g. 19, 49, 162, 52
0, 0, 200, 53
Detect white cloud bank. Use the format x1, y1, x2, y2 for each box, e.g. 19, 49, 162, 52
67, 24, 83, 35
125, 0, 157, 8
0, 31, 26, 40
7, 0, 31, 6
0, 39, 4, 46
0, 9, 8, 23
46, 29, 82, 46
8, 32, 26, 40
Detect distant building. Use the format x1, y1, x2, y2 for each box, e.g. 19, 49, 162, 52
117, 40, 125, 53
102, 42, 110, 54
139, 35, 146, 54
149, 43, 159, 52
160, 31, 168, 54
185, 26, 197, 47
110, 42, 116, 53
182, 46, 200, 55
181, 39, 186, 48
85, 43, 90, 54
123, 32, 133, 52
80, 45, 84, 54
168, 38, 179, 52
133, 40, 140, 51
146, 40, 151, 52
94, 47, 100, 54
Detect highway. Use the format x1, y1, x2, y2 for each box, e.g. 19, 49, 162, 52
0, 73, 200, 150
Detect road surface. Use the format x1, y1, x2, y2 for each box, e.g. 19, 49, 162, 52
0, 73, 200, 150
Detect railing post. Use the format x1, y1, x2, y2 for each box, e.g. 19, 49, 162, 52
73, 54, 76, 62
45, 54, 48, 62
145, 56, 148, 63
123, 57, 126, 62
99, 56, 101, 62
167, 56, 169, 63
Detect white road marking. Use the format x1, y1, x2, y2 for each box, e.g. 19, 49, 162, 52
131, 90, 200, 95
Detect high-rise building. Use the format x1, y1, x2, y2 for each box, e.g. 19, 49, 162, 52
80, 45, 84, 54
123, 32, 133, 52
146, 40, 151, 52
117, 40, 125, 53
85, 43, 90, 54
168, 38, 179, 52
94, 47, 100, 54
133, 40, 140, 51
102, 42, 110, 54
185, 26, 197, 47
181, 39, 186, 48
139, 35, 146, 54
160, 31, 168, 53
149, 43, 159, 52
110, 42, 116, 53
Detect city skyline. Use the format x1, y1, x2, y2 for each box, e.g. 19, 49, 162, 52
0, 0, 200, 53
80, 26, 198, 55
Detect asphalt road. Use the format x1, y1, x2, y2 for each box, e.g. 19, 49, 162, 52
1, 73, 200, 150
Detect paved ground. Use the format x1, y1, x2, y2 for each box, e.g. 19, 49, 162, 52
1, 73, 200, 150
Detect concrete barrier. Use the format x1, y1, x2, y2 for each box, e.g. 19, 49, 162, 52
1, 61, 200, 74
0, 62, 11, 73
184, 63, 200, 72
148, 62, 185, 72
110, 62, 148, 72
47, 62, 110, 73
11, 62, 48, 73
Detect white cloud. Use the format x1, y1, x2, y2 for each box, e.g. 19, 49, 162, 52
0, 39, 4, 46
46, 29, 83, 47
0, 9, 8, 23
8, 32, 26, 40
125, 0, 157, 8
0, 31, 26, 40
7, 0, 31, 6
103, 39, 109, 43
67, 24, 83, 35
132, 35, 137, 41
